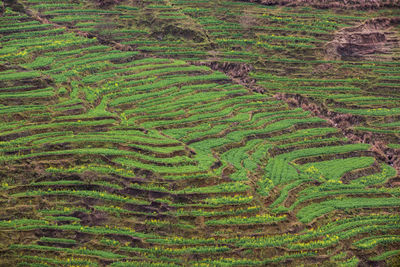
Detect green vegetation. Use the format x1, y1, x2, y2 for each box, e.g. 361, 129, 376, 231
0, 1, 399, 266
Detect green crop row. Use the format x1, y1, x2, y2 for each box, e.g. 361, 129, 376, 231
353, 235, 400, 249
10, 244, 126, 259
20, 255, 98, 267
297, 197, 400, 223
205, 213, 286, 226
12, 189, 149, 205
334, 107, 400, 116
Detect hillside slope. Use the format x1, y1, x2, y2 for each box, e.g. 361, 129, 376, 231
0, 0, 400, 266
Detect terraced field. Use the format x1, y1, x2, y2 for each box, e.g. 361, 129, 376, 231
0, 0, 399, 266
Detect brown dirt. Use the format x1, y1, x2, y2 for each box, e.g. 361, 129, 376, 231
72, 210, 108, 226
195, 62, 266, 94
152, 24, 210, 43
91, 0, 121, 8
326, 18, 400, 60
137, 9, 210, 44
